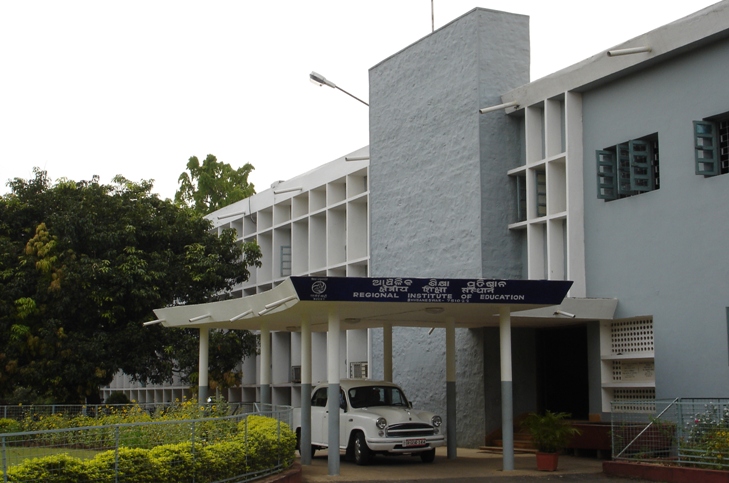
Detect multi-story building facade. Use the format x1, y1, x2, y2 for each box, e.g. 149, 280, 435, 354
103, 148, 372, 406
107, 1, 729, 450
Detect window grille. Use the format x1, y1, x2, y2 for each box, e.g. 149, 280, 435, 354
280, 245, 291, 277
596, 150, 617, 200
616, 143, 635, 196
612, 388, 656, 412
349, 362, 368, 379
610, 317, 654, 355
612, 360, 623, 381
694, 117, 729, 176
629, 140, 656, 192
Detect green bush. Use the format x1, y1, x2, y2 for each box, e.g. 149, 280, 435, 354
1, 415, 293, 483
5, 454, 93, 483
89, 447, 157, 483
239, 415, 296, 470
0, 418, 21, 433
149, 443, 201, 483
199, 439, 249, 483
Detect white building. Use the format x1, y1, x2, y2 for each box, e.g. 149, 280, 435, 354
108, 1, 729, 458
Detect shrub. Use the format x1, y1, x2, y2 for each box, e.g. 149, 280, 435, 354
149, 442, 201, 483
5, 454, 93, 483
199, 439, 249, 483
1, 412, 293, 482
0, 418, 21, 433
89, 447, 156, 483
239, 415, 296, 470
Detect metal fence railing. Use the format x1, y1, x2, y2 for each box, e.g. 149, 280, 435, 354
0, 403, 293, 483
0, 402, 264, 421
612, 398, 729, 470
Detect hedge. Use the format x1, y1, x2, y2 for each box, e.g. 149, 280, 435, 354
0, 415, 296, 483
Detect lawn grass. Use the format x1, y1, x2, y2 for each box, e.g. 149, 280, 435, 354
2, 445, 100, 466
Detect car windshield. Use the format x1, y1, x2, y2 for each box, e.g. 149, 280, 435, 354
348, 386, 409, 409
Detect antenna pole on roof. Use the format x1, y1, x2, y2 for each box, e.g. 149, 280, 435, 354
431, 0, 434, 32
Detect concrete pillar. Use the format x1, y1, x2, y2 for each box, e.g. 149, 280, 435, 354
260, 323, 271, 405
300, 315, 312, 465
499, 306, 514, 471
446, 317, 457, 459
198, 327, 209, 404
327, 310, 341, 476
383, 323, 393, 382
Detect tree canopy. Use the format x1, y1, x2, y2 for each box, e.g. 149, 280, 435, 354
0, 169, 261, 404
175, 154, 255, 214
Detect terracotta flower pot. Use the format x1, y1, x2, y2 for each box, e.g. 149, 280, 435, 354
535, 452, 559, 471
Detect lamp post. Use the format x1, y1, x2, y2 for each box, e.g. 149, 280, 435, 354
309, 71, 368, 106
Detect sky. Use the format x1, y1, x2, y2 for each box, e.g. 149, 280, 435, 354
0, 1, 720, 201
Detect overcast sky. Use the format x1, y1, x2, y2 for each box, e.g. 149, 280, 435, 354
0, 1, 719, 200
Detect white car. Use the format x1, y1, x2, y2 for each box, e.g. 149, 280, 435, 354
295, 379, 446, 465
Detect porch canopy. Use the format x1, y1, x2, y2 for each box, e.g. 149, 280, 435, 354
152, 276, 575, 475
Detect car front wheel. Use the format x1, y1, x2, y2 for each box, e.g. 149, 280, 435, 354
420, 448, 436, 463
353, 431, 372, 466
296, 429, 317, 458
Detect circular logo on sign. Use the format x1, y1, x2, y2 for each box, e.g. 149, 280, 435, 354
311, 281, 327, 295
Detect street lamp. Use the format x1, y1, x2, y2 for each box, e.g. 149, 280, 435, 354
309, 71, 369, 106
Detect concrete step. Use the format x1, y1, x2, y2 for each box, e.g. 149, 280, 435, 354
479, 445, 537, 454
493, 439, 536, 450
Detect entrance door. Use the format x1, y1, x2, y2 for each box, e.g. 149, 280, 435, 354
535, 325, 589, 420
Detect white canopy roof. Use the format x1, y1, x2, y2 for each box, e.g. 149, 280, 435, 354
152, 276, 614, 332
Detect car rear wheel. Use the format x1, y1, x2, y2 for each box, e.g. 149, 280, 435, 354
354, 431, 372, 465
420, 448, 436, 463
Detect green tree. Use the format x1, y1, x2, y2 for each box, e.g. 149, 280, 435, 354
0, 169, 262, 404
175, 154, 255, 214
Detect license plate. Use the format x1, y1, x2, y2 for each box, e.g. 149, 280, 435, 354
404, 438, 427, 447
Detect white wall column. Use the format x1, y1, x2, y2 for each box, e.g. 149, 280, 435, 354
260, 322, 271, 405
300, 315, 313, 465
198, 327, 210, 404
383, 323, 393, 382
327, 310, 341, 476
499, 306, 514, 471
445, 317, 457, 459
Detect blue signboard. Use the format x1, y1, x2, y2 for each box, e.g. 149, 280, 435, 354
289, 277, 572, 306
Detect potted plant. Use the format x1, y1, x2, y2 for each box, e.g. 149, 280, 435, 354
521, 410, 581, 471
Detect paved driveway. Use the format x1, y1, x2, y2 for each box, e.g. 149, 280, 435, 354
300, 448, 652, 482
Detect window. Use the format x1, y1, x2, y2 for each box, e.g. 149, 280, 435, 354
694, 114, 729, 176
513, 172, 527, 222
596, 134, 660, 200
347, 385, 410, 409
535, 169, 547, 216
311, 388, 328, 407
280, 245, 291, 277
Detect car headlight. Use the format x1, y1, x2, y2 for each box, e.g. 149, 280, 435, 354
376, 417, 387, 430
431, 415, 442, 427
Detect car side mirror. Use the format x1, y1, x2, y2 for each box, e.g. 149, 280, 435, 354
408, 401, 413, 409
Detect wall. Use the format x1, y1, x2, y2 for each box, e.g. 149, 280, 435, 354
367, 8, 530, 447
582, 37, 729, 399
